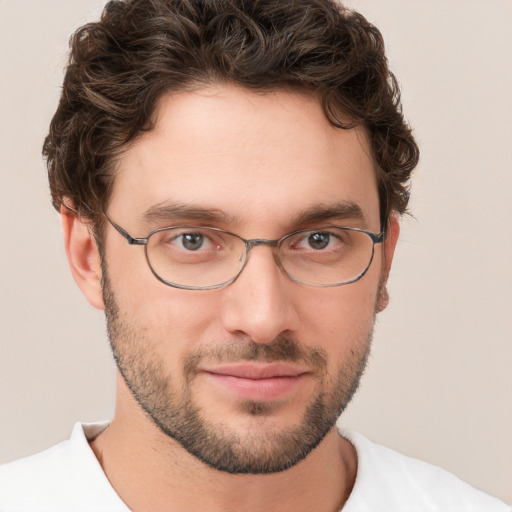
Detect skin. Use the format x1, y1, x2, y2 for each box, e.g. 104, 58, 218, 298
62, 84, 399, 512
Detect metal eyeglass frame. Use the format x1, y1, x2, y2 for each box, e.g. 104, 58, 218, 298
103, 213, 385, 290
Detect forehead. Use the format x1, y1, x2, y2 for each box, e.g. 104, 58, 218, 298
109, 84, 379, 232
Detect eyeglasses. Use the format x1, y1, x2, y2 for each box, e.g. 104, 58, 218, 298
104, 215, 384, 290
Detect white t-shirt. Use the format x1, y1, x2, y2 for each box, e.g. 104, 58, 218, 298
0, 422, 509, 512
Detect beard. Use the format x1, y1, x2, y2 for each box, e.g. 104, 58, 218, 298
101, 265, 374, 475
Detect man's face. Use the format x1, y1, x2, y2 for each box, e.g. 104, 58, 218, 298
98, 85, 395, 474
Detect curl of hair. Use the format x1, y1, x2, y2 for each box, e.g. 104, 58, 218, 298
44, 0, 419, 226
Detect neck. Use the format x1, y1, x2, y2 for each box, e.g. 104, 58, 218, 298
90, 376, 357, 512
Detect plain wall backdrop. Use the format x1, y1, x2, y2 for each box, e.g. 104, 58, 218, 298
1, 0, 511, 504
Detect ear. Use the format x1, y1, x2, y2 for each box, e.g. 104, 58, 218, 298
376, 213, 400, 313
61, 205, 105, 310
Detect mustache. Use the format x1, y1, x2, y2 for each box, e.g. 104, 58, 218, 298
183, 336, 328, 378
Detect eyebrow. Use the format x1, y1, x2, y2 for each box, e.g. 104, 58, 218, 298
292, 201, 366, 226
142, 202, 234, 227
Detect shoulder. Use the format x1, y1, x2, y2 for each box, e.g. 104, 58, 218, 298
341, 430, 511, 512
0, 422, 128, 512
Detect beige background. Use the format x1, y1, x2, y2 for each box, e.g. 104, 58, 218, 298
1, 0, 511, 504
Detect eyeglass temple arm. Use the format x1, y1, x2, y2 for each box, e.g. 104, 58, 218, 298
373, 231, 385, 244
62, 203, 146, 245
103, 214, 147, 245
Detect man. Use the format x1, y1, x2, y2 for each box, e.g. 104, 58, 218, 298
0, 0, 509, 510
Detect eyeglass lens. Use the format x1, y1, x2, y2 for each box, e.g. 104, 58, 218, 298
145, 227, 376, 289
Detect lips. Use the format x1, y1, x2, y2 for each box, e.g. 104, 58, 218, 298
204, 363, 309, 379
200, 363, 310, 401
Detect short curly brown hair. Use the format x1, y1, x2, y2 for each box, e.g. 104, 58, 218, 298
44, 0, 419, 229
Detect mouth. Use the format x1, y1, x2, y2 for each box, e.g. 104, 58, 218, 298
199, 363, 310, 402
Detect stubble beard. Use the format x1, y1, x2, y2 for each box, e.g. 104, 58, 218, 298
101, 265, 374, 475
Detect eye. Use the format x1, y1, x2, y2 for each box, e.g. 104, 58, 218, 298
307, 232, 331, 250
148, 227, 232, 270
170, 230, 220, 252
180, 232, 205, 251
151, 227, 234, 258
286, 229, 347, 254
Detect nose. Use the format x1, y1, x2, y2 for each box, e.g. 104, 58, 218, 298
220, 245, 299, 344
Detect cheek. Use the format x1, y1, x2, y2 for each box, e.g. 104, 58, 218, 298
305, 279, 379, 332
106, 241, 208, 321
110, 266, 223, 355
147, 291, 222, 343
300, 279, 379, 371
